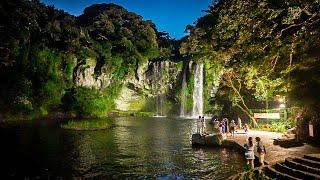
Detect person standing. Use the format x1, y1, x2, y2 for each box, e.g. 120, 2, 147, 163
237, 117, 242, 129
219, 123, 223, 134
222, 118, 226, 133
197, 116, 202, 134
255, 137, 266, 166
244, 137, 255, 169
226, 118, 229, 133
229, 120, 236, 137
223, 118, 229, 134
244, 123, 249, 133
201, 116, 205, 134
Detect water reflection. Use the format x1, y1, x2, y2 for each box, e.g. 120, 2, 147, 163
0, 117, 245, 179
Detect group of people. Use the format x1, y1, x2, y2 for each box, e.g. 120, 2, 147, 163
212, 117, 247, 137
196, 116, 206, 134
244, 136, 266, 169
196, 116, 266, 169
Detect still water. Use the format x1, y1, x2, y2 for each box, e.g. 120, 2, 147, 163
0, 117, 245, 179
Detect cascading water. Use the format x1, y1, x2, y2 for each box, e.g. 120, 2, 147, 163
153, 61, 165, 116
180, 64, 187, 117
192, 62, 204, 118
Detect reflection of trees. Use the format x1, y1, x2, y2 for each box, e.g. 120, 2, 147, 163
113, 117, 191, 175
73, 134, 97, 178
70, 118, 121, 178
68, 117, 245, 178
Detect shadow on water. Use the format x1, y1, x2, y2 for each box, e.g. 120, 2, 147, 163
0, 117, 245, 179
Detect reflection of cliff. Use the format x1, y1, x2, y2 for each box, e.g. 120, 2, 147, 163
113, 117, 193, 174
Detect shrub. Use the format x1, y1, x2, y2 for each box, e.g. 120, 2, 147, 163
269, 121, 287, 132
62, 87, 114, 117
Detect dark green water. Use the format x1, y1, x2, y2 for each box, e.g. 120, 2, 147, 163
0, 117, 245, 179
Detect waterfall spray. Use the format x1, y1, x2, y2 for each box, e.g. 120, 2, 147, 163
192, 62, 204, 118
153, 61, 165, 116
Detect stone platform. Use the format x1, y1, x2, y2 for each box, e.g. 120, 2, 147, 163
191, 133, 223, 146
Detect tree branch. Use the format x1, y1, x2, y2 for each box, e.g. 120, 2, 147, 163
280, 12, 319, 36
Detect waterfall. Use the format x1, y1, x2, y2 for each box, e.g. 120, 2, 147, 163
192, 62, 204, 118
180, 64, 187, 117
153, 61, 165, 116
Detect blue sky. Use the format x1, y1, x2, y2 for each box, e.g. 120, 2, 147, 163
41, 0, 212, 39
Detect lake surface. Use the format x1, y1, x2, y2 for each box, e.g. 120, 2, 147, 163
0, 117, 245, 179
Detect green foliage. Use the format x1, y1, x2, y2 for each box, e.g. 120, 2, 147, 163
269, 121, 287, 133
204, 59, 224, 113
62, 87, 112, 117
182, 0, 320, 120
116, 111, 154, 117
31, 48, 66, 111
61, 119, 115, 130
176, 61, 183, 71
63, 54, 76, 87
0, 0, 164, 118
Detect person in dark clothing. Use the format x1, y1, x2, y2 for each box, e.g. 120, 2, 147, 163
255, 137, 266, 166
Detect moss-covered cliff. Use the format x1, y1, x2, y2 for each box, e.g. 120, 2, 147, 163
0, 0, 183, 119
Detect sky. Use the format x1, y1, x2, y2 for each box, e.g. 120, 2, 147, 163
41, 0, 213, 39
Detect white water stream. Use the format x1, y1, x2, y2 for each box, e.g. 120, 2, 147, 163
192, 62, 204, 118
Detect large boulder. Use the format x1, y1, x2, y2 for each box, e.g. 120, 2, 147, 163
192, 133, 205, 145
192, 133, 223, 146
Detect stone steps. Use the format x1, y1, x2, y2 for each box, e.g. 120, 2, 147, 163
304, 154, 320, 162
264, 165, 301, 180
274, 162, 320, 179
285, 157, 320, 175
228, 154, 320, 179
292, 157, 320, 169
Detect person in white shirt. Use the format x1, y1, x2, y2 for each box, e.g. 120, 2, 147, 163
196, 116, 202, 134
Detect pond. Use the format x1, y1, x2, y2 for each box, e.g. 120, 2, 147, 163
0, 117, 245, 179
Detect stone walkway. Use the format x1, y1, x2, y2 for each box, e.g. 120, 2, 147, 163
226, 130, 320, 164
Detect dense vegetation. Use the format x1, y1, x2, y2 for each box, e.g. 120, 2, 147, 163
1, 0, 320, 139
0, 0, 178, 119
182, 0, 320, 136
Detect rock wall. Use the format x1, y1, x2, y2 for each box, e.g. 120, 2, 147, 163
74, 58, 112, 89
73, 57, 181, 112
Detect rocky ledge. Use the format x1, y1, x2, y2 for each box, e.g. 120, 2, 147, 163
191, 133, 223, 146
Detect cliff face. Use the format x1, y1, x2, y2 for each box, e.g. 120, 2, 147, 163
74, 58, 112, 89
72, 57, 151, 111
0, 0, 182, 117
72, 56, 180, 112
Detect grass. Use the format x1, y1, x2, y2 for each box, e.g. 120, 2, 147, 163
61, 119, 115, 131
109, 110, 154, 117
252, 121, 287, 133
